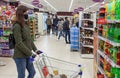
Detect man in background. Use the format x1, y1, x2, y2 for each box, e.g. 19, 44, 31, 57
46, 16, 52, 34
63, 17, 70, 44
53, 15, 59, 36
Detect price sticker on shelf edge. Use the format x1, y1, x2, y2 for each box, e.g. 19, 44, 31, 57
104, 55, 107, 60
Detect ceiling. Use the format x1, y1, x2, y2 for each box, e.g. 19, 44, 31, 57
4, 0, 109, 12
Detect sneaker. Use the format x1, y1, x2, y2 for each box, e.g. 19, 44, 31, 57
66, 42, 69, 44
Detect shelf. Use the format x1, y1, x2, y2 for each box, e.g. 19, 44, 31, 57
0, 47, 9, 49
81, 27, 94, 31
81, 35, 94, 39
3, 35, 9, 37
98, 66, 107, 78
98, 50, 120, 68
81, 43, 94, 48
80, 54, 94, 58
0, 41, 9, 43
3, 27, 12, 29
80, 19, 94, 21
98, 36, 120, 46
107, 20, 120, 23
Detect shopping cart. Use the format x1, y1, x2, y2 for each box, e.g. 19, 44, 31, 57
35, 53, 83, 78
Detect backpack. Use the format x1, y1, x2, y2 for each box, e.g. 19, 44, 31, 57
9, 22, 22, 49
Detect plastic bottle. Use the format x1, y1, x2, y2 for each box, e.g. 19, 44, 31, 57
113, 23, 120, 42
108, 24, 115, 40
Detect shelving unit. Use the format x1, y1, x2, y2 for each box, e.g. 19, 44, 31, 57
79, 12, 96, 58
34, 13, 40, 39
96, 0, 120, 78
0, 2, 16, 57
29, 13, 36, 40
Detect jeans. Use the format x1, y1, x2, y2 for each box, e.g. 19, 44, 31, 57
47, 25, 51, 34
54, 26, 58, 36
14, 58, 36, 78
64, 30, 70, 43
58, 30, 64, 39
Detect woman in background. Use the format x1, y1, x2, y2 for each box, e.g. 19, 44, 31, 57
58, 18, 64, 40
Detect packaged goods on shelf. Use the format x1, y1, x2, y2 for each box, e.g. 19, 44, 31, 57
96, 1, 120, 78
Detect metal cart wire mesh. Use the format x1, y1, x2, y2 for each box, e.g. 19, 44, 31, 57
35, 53, 83, 78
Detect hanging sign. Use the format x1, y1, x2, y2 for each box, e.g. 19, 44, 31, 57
93, 0, 104, 2
36, 4, 43, 8
78, 7, 84, 11
74, 9, 78, 13
32, 0, 40, 5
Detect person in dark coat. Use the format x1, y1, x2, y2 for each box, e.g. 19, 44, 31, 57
53, 15, 59, 36
63, 17, 70, 44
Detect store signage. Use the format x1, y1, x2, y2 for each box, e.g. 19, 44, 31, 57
93, 0, 104, 2
36, 4, 43, 8
31, 0, 43, 8
32, 0, 40, 5
74, 9, 78, 13
78, 7, 84, 11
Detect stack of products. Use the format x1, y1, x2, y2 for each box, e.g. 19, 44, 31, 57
79, 12, 96, 55
0, 1, 16, 57
70, 26, 79, 51
96, 0, 120, 78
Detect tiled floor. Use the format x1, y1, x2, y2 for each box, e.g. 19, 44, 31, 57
0, 35, 94, 78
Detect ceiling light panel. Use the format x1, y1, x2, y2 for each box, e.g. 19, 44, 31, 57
43, 0, 71, 12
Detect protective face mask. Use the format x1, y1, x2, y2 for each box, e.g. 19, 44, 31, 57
24, 14, 28, 21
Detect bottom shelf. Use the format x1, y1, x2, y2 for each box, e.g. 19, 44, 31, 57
80, 54, 94, 59
97, 66, 107, 78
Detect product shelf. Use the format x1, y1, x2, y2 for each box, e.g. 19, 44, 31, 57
80, 19, 94, 21
97, 50, 120, 68
98, 36, 120, 46
81, 27, 94, 31
107, 20, 120, 23
81, 43, 94, 48
97, 66, 107, 78
81, 34, 94, 39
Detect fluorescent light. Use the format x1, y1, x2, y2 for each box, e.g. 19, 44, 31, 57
69, 0, 73, 11
84, 3, 99, 11
44, 0, 58, 11
20, 1, 39, 9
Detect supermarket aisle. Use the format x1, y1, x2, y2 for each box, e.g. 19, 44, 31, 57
0, 35, 94, 78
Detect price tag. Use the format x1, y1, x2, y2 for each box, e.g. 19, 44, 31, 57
104, 55, 107, 60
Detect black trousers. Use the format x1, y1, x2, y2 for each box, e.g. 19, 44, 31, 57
47, 25, 51, 34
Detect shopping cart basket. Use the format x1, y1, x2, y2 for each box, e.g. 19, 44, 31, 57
35, 53, 83, 78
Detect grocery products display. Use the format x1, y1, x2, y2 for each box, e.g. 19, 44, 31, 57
29, 12, 36, 40
0, 1, 16, 57
70, 26, 79, 51
96, 0, 120, 78
79, 12, 96, 58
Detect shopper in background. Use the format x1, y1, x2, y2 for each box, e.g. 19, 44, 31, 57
13, 5, 42, 78
76, 18, 79, 28
57, 18, 64, 40
53, 15, 59, 36
63, 17, 70, 44
51, 15, 54, 34
46, 16, 52, 34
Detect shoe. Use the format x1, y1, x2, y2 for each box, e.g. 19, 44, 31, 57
66, 42, 69, 44
68, 42, 71, 44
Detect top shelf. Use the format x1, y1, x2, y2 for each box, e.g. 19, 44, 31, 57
98, 36, 120, 46
107, 20, 120, 23
81, 27, 94, 31
80, 19, 93, 21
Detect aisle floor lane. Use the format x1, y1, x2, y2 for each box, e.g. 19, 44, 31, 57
0, 35, 93, 78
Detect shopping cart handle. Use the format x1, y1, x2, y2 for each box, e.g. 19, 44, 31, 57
36, 50, 43, 54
